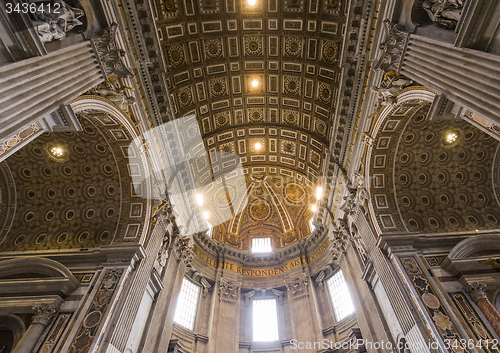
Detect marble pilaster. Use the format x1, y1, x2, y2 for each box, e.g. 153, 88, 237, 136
464, 282, 500, 337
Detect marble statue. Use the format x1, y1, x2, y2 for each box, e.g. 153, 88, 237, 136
422, 0, 464, 29
33, 0, 84, 43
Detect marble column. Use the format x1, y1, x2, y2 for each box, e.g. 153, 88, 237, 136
0, 42, 103, 141
12, 303, 59, 353
375, 20, 500, 126
464, 282, 500, 337
401, 35, 500, 125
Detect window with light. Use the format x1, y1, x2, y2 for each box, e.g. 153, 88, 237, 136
174, 278, 200, 330
326, 271, 354, 321
309, 218, 316, 232
206, 222, 213, 238
252, 238, 272, 253
253, 299, 279, 342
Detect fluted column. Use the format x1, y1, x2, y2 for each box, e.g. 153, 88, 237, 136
0, 42, 103, 141
12, 303, 59, 353
464, 282, 500, 336
401, 35, 500, 124
375, 20, 500, 126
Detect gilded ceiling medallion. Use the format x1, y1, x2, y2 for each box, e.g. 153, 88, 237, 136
168, 45, 184, 67
322, 41, 338, 62
249, 199, 272, 221
284, 183, 306, 203
214, 186, 235, 206
285, 37, 302, 56
205, 39, 223, 58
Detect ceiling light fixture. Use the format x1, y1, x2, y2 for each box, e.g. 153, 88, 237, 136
248, 0, 257, 6
251, 79, 259, 88
51, 147, 63, 157
445, 132, 457, 144
311, 205, 317, 212
196, 194, 203, 206
254, 142, 262, 151
204, 211, 210, 220
316, 186, 323, 200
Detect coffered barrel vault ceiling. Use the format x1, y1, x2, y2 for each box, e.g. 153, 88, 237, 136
150, 0, 347, 248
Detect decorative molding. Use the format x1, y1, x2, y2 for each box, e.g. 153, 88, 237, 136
244, 290, 256, 306
373, 19, 409, 73
174, 235, 194, 266
91, 23, 134, 79
271, 289, 284, 304
315, 270, 325, 289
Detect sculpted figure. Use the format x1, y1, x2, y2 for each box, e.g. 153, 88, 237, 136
373, 75, 414, 108
33, 0, 84, 43
422, 0, 464, 29
92, 80, 136, 111
95, 88, 136, 110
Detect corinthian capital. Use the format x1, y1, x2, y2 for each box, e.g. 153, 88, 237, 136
219, 277, 241, 304
464, 281, 488, 303
32, 303, 60, 325
373, 19, 409, 73
92, 23, 134, 79
285, 273, 309, 300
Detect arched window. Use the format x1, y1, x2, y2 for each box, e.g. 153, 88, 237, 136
326, 270, 354, 321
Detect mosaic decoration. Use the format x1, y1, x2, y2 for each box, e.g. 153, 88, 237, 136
450, 292, 497, 353
400, 257, 469, 353
0, 122, 42, 158
425, 256, 447, 267
74, 273, 95, 284
68, 269, 124, 353
36, 312, 72, 353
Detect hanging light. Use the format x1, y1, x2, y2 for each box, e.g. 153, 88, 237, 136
311, 205, 317, 212
204, 211, 210, 220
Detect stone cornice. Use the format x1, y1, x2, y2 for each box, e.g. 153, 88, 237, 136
193, 227, 329, 269
0, 244, 146, 269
